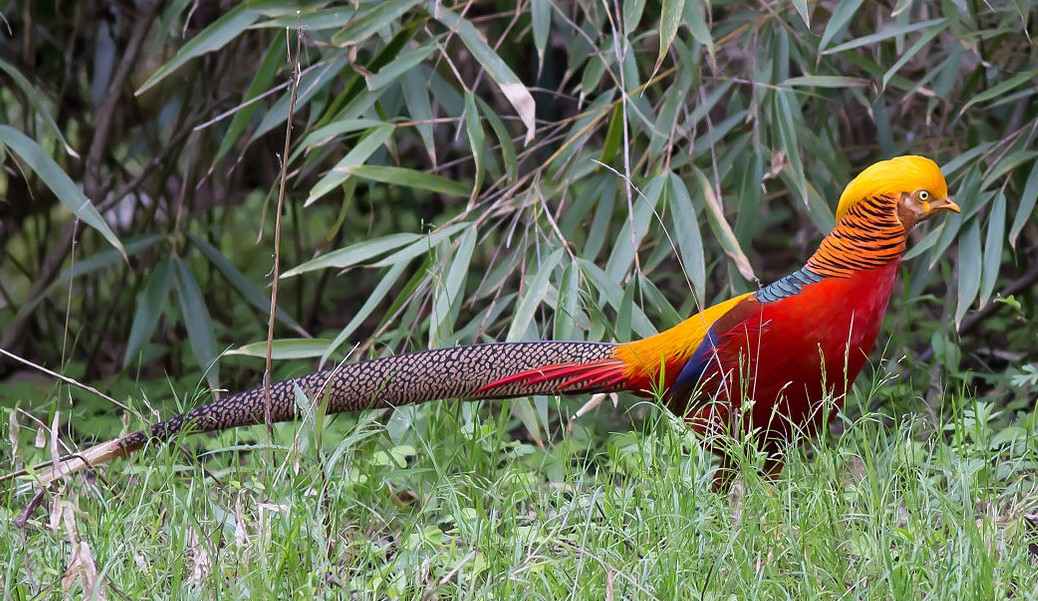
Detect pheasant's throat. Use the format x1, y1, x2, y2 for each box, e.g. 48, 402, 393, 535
805, 194, 908, 279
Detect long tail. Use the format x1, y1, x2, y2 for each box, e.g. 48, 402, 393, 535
3, 341, 632, 488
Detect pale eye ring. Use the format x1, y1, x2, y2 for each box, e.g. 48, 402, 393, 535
918, 190, 930, 201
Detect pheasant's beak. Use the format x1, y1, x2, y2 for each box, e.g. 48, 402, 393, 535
931, 197, 961, 214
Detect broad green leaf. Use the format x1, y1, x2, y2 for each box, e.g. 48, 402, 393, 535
980, 192, 1005, 307
818, 0, 864, 52
981, 150, 1038, 191
881, 22, 946, 90
692, 168, 755, 281
322, 262, 409, 366
657, 0, 686, 71
578, 259, 656, 337
431, 227, 477, 343
365, 40, 437, 91
955, 218, 981, 328
507, 248, 564, 341
123, 258, 176, 367
215, 29, 287, 162
792, 0, 811, 26
668, 173, 705, 300
779, 76, 868, 88
138, 5, 261, 94
373, 222, 473, 267
531, 0, 551, 71
187, 234, 306, 335
308, 125, 394, 204
774, 91, 807, 207
475, 96, 518, 183
433, 5, 536, 144
330, 0, 422, 47
606, 176, 662, 282
284, 233, 420, 277
601, 105, 624, 165
823, 18, 946, 55
623, 0, 648, 35
252, 54, 349, 143
0, 125, 125, 259
682, 0, 714, 55
463, 91, 486, 197
553, 261, 580, 341
345, 165, 469, 198
1009, 158, 1038, 248
402, 69, 437, 165
0, 59, 74, 155
228, 338, 338, 360
960, 70, 1038, 114
295, 118, 388, 157
173, 258, 218, 388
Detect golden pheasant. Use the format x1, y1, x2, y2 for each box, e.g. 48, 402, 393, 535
3, 155, 959, 487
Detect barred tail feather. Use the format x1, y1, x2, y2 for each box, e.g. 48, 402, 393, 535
3, 341, 623, 488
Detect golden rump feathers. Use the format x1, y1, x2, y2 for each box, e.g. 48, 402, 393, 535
835, 155, 949, 221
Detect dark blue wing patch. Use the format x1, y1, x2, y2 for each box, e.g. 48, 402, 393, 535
754, 267, 823, 303
674, 327, 720, 386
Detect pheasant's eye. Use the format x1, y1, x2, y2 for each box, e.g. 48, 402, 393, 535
918, 190, 930, 201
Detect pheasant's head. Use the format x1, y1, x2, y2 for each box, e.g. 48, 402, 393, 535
836, 155, 960, 231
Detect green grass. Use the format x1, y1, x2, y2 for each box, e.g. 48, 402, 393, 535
4, 382, 1038, 599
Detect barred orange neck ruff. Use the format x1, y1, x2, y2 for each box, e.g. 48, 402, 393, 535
805, 194, 907, 279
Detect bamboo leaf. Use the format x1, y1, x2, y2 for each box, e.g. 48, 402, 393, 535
172, 258, 219, 388
284, 233, 420, 277
553, 261, 580, 341
823, 18, 946, 55
980, 192, 1005, 308
402, 69, 438, 165
431, 228, 477, 343
507, 248, 564, 340
433, 5, 536, 144
365, 40, 438, 91
531, 0, 551, 71
1009, 158, 1038, 248
0, 125, 125, 259
346, 165, 469, 198
308, 125, 395, 204
657, 0, 686, 71
321, 262, 409, 366
215, 29, 287, 162
691, 168, 755, 281
960, 71, 1038, 115
138, 5, 261, 94
373, 222, 473, 267
791, 0, 811, 26
681, 0, 714, 54
623, 0, 648, 35
818, 0, 864, 52
463, 91, 486, 196
188, 234, 306, 336
228, 338, 339, 360
779, 76, 868, 88
123, 257, 175, 367
955, 218, 982, 328
668, 173, 705, 300
330, 0, 422, 47
475, 96, 518, 183
0, 59, 74, 156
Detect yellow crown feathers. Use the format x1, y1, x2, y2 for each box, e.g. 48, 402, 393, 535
836, 155, 948, 221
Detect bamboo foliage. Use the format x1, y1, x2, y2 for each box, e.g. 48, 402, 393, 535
0, 1, 1036, 414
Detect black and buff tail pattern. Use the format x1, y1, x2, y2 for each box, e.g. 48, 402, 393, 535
4, 341, 620, 487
